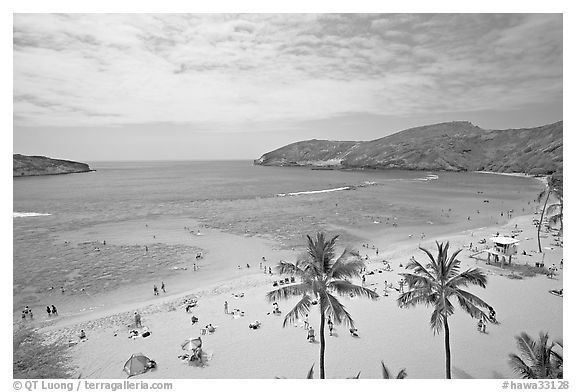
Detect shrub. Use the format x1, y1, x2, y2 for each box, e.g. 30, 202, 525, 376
13, 326, 75, 378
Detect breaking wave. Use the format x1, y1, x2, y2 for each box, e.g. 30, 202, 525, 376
13, 212, 52, 218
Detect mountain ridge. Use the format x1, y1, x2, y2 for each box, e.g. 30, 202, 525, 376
255, 121, 563, 175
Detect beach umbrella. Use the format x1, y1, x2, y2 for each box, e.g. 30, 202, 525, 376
181, 337, 202, 351
123, 353, 150, 377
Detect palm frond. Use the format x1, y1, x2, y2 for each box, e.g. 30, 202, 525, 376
275, 260, 308, 278
267, 283, 311, 302
429, 307, 445, 335
347, 371, 361, 379
445, 247, 463, 278
329, 257, 365, 280
397, 288, 436, 308
406, 256, 436, 282
282, 294, 312, 327
516, 332, 538, 364
381, 361, 391, 379
453, 289, 490, 320
401, 272, 435, 290
381, 361, 407, 379
323, 292, 354, 328
418, 246, 439, 271
447, 269, 488, 289
306, 364, 314, 379
328, 280, 378, 300
509, 354, 537, 379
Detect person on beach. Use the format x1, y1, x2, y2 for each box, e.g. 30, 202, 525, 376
304, 314, 309, 329
361, 275, 366, 286
46, 306, 51, 317
134, 312, 142, 327
349, 328, 358, 337
269, 267, 272, 275
399, 279, 405, 293
488, 307, 497, 323
61, 286, 65, 294
224, 301, 229, 314
21, 310, 26, 321
79, 329, 87, 340
51, 305, 58, 315
161, 281, 166, 293
153, 285, 159, 296
477, 319, 485, 333
145, 246, 148, 252
327, 317, 334, 336
307, 326, 315, 342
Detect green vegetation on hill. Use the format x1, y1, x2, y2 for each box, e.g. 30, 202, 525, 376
13, 154, 92, 177
13, 327, 75, 378
255, 121, 562, 175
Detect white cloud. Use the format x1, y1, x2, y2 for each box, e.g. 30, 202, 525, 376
13, 13, 562, 128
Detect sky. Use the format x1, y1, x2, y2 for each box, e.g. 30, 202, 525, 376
13, 13, 563, 161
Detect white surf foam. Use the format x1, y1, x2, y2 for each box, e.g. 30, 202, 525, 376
415, 174, 439, 182
277, 186, 351, 197
13, 212, 52, 218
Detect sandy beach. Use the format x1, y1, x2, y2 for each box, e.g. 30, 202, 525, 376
26, 205, 562, 379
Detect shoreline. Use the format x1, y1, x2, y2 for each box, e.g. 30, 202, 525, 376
35, 210, 551, 333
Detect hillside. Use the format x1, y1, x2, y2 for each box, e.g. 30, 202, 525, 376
13, 154, 93, 177
255, 121, 563, 175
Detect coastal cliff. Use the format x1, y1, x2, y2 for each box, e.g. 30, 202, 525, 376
255, 121, 563, 175
13, 154, 93, 177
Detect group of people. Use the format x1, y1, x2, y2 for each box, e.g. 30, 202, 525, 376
269, 302, 281, 316
153, 282, 166, 296
184, 298, 198, 312
477, 307, 497, 333
547, 264, 559, 278
21, 304, 58, 321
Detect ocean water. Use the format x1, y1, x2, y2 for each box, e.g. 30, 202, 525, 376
13, 160, 540, 223
13, 161, 544, 314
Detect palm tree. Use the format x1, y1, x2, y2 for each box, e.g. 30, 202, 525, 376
537, 178, 562, 252
397, 241, 492, 379
509, 332, 563, 379
381, 361, 407, 379
267, 232, 378, 379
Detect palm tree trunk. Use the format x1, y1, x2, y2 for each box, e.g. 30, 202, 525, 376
443, 317, 451, 379
560, 203, 563, 235
538, 190, 550, 253
319, 310, 326, 379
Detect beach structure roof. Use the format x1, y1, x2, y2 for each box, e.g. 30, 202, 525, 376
123, 353, 150, 377
490, 236, 519, 245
